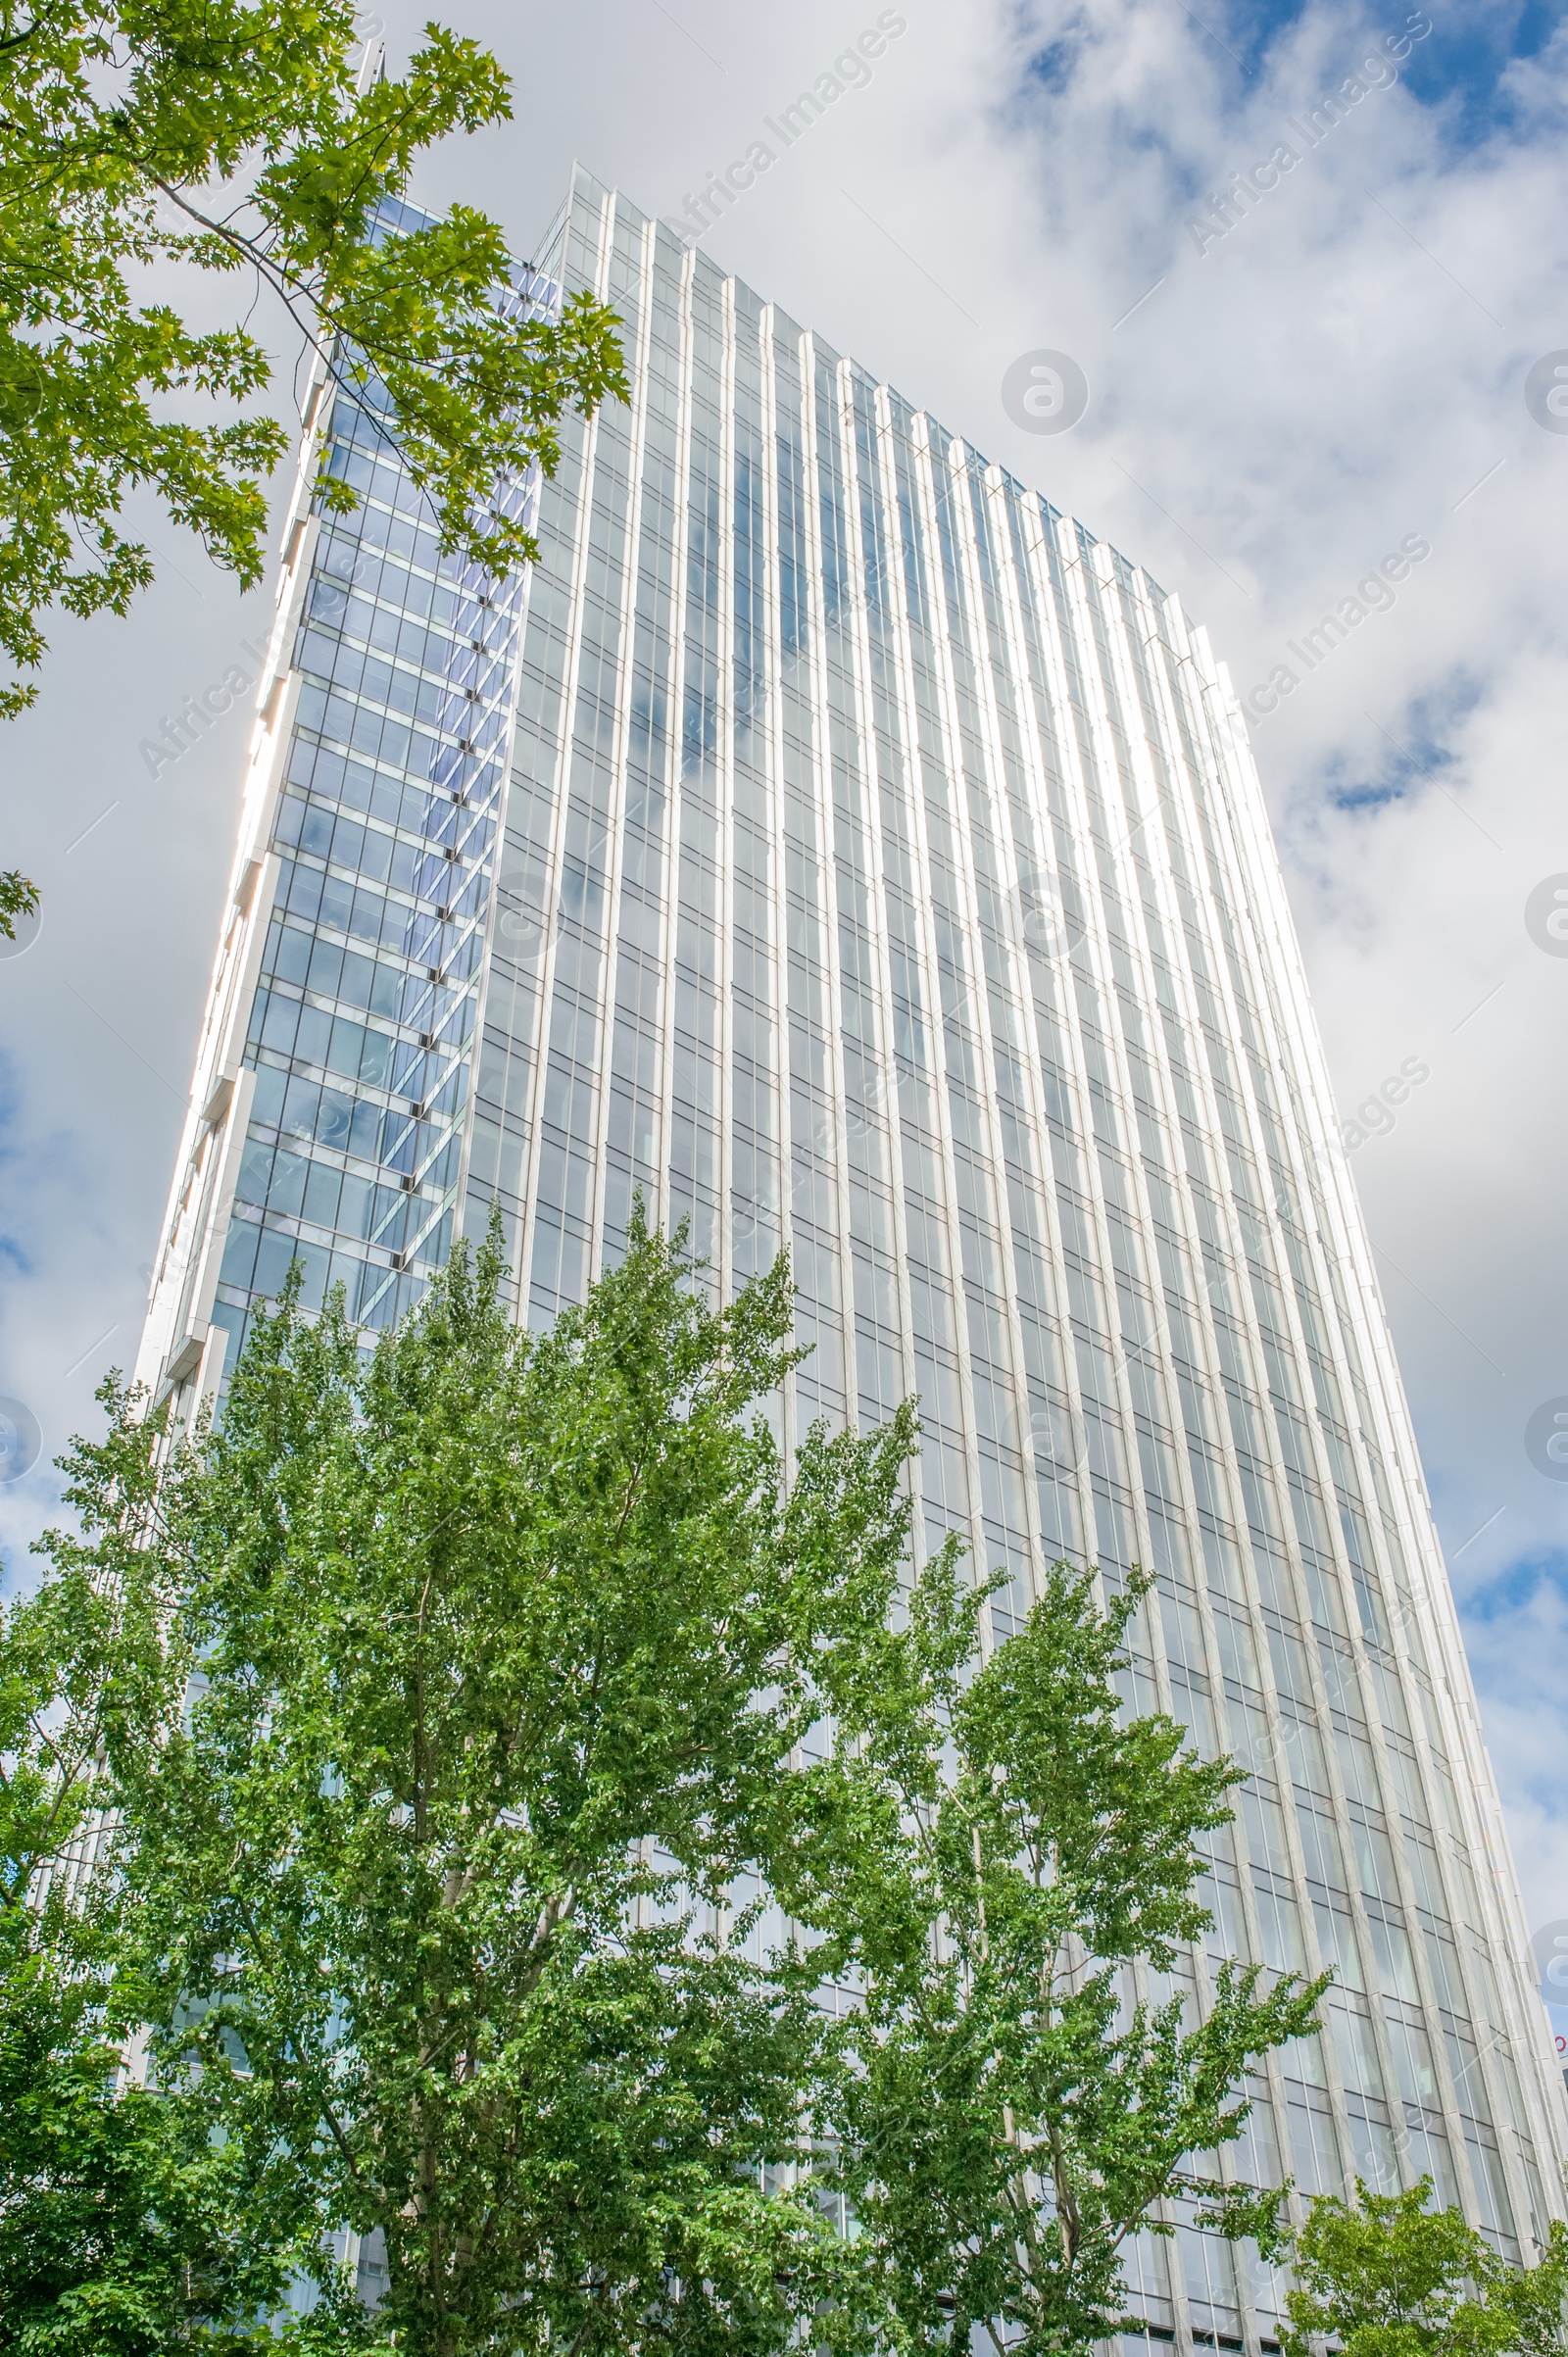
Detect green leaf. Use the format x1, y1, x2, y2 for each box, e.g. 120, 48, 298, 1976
0, 0, 628, 919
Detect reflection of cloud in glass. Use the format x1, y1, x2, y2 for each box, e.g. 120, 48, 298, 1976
1015, 1397, 1089, 1475
1009, 869, 1087, 968
495, 893, 551, 959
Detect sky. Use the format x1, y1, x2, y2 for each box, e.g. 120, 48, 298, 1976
1, 0, 1565, 1930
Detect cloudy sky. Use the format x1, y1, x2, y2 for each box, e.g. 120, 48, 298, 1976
2, 0, 1565, 1926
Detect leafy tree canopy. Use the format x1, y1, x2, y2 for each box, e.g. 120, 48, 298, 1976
0, 1390, 324, 2351
791, 1554, 1325, 2357
14, 1224, 917, 2354
1284, 2180, 1568, 2357
0, 0, 628, 925
5, 1218, 1328, 2355
0, 870, 35, 943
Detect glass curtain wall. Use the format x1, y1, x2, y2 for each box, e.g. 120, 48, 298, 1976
136, 165, 1566, 2357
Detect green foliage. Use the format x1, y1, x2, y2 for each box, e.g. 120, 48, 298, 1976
0, 1398, 315, 2352
6, 1218, 1328, 2355
789, 1560, 1327, 2357
1284, 2180, 1568, 2357
27, 1218, 916, 2356
0, 869, 37, 942
0, 0, 629, 719
0, 1948, 321, 2356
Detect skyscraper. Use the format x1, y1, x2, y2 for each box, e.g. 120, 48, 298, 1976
134, 164, 1565, 2340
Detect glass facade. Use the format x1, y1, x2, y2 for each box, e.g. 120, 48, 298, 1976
136, 166, 1565, 2343
137, 197, 558, 1397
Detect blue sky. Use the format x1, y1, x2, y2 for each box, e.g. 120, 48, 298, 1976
1185, 0, 1568, 115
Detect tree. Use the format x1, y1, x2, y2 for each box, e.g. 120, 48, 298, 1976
0, 0, 628, 917
11, 1220, 1326, 2354
0, 1436, 322, 2351
0, 871, 35, 944
1284, 2180, 1568, 2357
787, 1558, 1327, 2357
0, 1958, 329, 2356
27, 1221, 910, 2356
